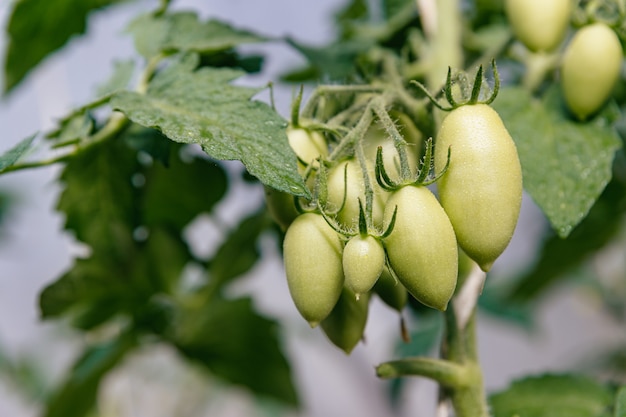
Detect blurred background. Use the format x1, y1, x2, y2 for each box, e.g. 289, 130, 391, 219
0, 1, 625, 416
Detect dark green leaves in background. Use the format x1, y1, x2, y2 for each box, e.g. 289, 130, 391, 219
494, 87, 626, 302
505, 175, 626, 302
494, 87, 622, 238
40, 127, 298, 412
490, 374, 622, 417
3, 0, 125, 94
43, 333, 136, 417
127, 11, 265, 59
170, 297, 298, 406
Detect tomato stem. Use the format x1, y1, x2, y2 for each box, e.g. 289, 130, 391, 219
371, 101, 413, 181
522, 51, 560, 93
376, 357, 468, 388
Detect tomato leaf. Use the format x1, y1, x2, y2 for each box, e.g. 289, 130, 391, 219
43, 333, 136, 417
506, 174, 626, 302
169, 297, 299, 406
489, 374, 616, 417
95, 59, 135, 98
478, 282, 534, 328
110, 53, 308, 196
3, 0, 124, 94
44, 137, 206, 324
493, 87, 622, 238
0, 133, 36, 173
142, 147, 229, 230
123, 125, 172, 166
46, 112, 94, 143
127, 11, 265, 60
40, 226, 190, 326
56, 137, 140, 254
282, 39, 372, 82
208, 210, 269, 290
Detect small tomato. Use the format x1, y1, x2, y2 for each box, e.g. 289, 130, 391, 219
283, 213, 344, 326
383, 186, 458, 311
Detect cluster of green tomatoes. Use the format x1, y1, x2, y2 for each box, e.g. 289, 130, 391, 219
506, 0, 624, 120
265, 72, 523, 353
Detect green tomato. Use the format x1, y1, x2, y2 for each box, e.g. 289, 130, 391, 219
326, 159, 388, 230
434, 104, 522, 272
283, 213, 344, 326
561, 23, 623, 120
372, 266, 408, 312
287, 127, 328, 173
383, 186, 458, 311
320, 287, 369, 354
343, 235, 385, 298
505, 0, 571, 52
265, 127, 327, 230
362, 111, 422, 182
264, 186, 299, 231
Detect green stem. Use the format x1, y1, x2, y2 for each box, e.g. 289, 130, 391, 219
354, 139, 374, 230
376, 357, 468, 388
1, 154, 75, 174
377, 261, 489, 417
522, 51, 560, 93
444, 268, 489, 417
301, 85, 384, 120
423, 0, 463, 91
447, 312, 488, 417
327, 100, 374, 161
371, 101, 412, 181
4, 112, 130, 174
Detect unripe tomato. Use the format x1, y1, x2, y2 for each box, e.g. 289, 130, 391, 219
265, 128, 328, 230
343, 235, 385, 298
321, 287, 369, 354
283, 213, 344, 326
434, 104, 522, 272
505, 0, 571, 52
373, 266, 408, 312
287, 127, 328, 173
326, 159, 388, 230
362, 112, 422, 182
383, 186, 458, 311
264, 186, 299, 231
561, 23, 623, 120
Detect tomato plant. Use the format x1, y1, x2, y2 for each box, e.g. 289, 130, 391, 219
1, 0, 625, 417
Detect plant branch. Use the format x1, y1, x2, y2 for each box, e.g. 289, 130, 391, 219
424, 0, 463, 91
376, 357, 469, 388
301, 85, 384, 120
453, 261, 486, 330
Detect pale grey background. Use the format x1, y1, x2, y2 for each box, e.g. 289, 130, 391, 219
1, 1, 624, 416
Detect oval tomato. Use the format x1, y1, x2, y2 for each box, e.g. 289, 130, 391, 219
343, 234, 385, 297
320, 287, 369, 354
434, 104, 522, 272
561, 23, 623, 120
283, 213, 344, 326
287, 127, 328, 173
326, 159, 388, 230
372, 266, 408, 312
505, 0, 571, 52
383, 186, 458, 311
